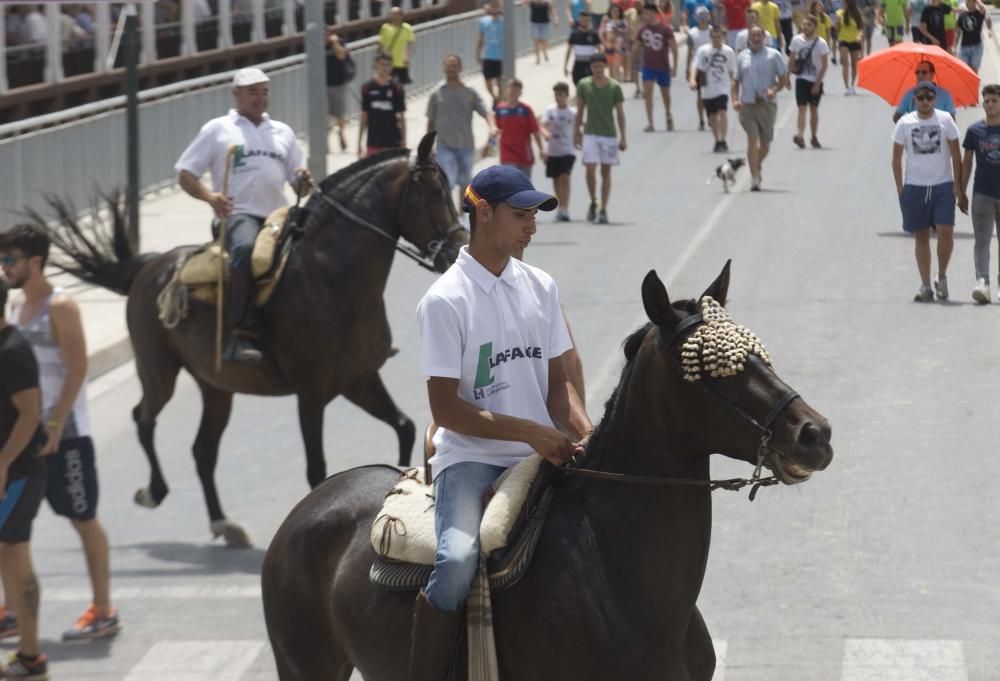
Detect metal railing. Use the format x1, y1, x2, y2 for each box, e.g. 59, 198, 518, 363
1, 8, 535, 225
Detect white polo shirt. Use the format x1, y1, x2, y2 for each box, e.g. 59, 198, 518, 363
417, 247, 573, 479
174, 109, 305, 218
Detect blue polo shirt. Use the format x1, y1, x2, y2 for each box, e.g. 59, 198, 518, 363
896, 85, 956, 117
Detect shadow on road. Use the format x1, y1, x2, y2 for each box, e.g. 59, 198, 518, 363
114, 542, 266, 576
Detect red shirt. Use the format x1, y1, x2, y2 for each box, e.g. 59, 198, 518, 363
495, 101, 539, 165
637, 23, 674, 71
722, 0, 749, 29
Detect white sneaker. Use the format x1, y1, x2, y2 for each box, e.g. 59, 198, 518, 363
845, 87, 852, 96
934, 275, 949, 301
914, 284, 934, 302
972, 278, 991, 304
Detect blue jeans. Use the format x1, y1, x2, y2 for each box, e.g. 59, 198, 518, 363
436, 145, 476, 189
425, 462, 506, 612
223, 213, 265, 270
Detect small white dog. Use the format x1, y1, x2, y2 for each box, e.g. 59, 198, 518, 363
709, 158, 746, 193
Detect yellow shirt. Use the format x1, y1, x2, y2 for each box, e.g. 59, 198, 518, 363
751, 0, 782, 37
814, 12, 831, 40
378, 22, 415, 68
836, 9, 862, 42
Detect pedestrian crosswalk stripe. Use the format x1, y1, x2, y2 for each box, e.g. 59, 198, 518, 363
122, 640, 265, 681
842, 639, 967, 681
45, 584, 261, 601
713, 639, 728, 681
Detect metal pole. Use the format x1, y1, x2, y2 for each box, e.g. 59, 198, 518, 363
502, 0, 515, 85
124, 3, 140, 247
305, 0, 328, 180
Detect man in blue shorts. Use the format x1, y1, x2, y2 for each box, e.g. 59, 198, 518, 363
891, 82, 967, 302
1, 224, 121, 641
0, 275, 49, 680
636, 2, 678, 131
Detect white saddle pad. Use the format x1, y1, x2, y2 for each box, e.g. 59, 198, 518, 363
371, 455, 543, 566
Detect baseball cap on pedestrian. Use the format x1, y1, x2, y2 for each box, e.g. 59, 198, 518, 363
463, 166, 559, 213
233, 67, 270, 87
914, 81, 937, 95
695, 6, 711, 17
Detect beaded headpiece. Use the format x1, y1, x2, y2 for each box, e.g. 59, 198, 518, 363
679, 297, 771, 381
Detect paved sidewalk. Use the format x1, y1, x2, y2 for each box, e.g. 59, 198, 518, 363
71, 46, 578, 379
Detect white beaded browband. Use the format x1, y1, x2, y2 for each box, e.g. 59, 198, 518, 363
679, 297, 772, 381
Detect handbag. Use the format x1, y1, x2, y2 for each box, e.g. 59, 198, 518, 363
790, 37, 818, 75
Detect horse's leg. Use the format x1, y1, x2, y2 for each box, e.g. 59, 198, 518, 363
683, 606, 716, 681
342, 372, 415, 467
297, 393, 330, 488
192, 382, 252, 548
131, 353, 181, 510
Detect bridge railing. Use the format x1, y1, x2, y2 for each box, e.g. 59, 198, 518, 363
0, 8, 535, 225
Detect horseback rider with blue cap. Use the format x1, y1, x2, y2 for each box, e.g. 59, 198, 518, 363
412, 165, 593, 680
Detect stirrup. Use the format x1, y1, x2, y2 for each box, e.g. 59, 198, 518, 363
224, 334, 263, 365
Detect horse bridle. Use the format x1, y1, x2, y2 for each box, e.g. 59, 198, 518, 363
309, 164, 465, 272
563, 311, 801, 501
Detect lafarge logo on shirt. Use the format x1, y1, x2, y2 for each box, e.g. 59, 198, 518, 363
473, 341, 543, 400
231, 144, 287, 172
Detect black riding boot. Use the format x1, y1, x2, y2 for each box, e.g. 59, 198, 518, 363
408, 591, 464, 681
223, 264, 263, 365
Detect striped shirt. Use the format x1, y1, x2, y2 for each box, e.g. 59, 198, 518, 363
735, 45, 787, 103
12, 289, 90, 440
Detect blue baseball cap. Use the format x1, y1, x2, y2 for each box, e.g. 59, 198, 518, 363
463, 165, 559, 213
915, 80, 937, 94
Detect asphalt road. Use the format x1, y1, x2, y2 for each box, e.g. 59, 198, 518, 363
25, 32, 1000, 681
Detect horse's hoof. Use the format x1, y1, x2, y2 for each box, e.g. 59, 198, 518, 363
210, 520, 253, 548
134, 487, 160, 509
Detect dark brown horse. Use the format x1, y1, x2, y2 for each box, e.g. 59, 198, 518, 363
260, 262, 834, 681
35, 132, 464, 547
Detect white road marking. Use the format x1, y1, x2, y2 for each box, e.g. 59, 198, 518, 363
713, 639, 728, 681
842, 639, 968, 681
46, 584, 261, 601
122, 640, 265, 681
584, 103, 798, 410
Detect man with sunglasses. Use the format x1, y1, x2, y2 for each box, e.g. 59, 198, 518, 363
892, 60, 955, 122
892, 81, 967, 302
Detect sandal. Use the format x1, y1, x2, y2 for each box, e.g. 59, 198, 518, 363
666, 116, 675, 131
793, 134, 805, 148
810, 137, 822, 149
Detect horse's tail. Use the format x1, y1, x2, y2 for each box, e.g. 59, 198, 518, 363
25, 190, 158, 296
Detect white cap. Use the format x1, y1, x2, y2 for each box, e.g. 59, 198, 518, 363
695, 6, 710, 17
232, 67, 270, 87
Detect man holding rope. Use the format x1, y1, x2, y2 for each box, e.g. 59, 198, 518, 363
175, 67, 311, 364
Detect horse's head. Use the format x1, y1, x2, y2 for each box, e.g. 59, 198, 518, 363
634, 262, 832, 485
395, 132, 467, 273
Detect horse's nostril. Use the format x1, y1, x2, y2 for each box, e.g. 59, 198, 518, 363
798, 421, 829, 447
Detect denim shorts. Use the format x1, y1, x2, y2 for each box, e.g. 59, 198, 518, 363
530, 21, 551, 41
959, 43, 983, 71
899, 182, 956, 232
436, 145, 476, 189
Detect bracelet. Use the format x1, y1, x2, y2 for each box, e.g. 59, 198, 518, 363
46, 420, 62, 430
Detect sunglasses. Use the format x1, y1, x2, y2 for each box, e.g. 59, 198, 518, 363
0, 255, 26, 267
914, 70, 931, 76
915, 93, 936, 101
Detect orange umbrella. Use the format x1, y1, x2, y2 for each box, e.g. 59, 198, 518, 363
857, 42, 980, 107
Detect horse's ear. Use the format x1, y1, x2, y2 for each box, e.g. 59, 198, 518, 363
642, 270, 681, 329
700, 259, 731, 307
416, 131, 437, 165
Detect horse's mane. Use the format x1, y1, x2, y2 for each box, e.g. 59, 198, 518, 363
589, 299, 700, 451
318, 148, 410, 196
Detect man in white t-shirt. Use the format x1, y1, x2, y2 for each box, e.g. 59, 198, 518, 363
174, 68, 310, 364
891, 81, 967, 302
411, 165, 592, 680
690, 25, 737, 151
686, 7, 714, 131
788, 14, 830, 149
541, 81, 578, 221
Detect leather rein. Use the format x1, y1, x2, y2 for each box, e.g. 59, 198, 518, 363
309, 164, 465, 272
562, 312, 800, 502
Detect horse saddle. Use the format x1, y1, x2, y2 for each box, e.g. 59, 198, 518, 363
175, 206, 297, 307
369, 455, 556, 593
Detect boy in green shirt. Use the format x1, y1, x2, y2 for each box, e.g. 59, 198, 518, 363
573, 54, 627, 224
